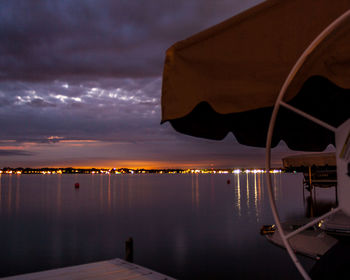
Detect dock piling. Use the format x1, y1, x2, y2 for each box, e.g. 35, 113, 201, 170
125, 237, 134, 263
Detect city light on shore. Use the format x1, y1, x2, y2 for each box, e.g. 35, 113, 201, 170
0, 167, 283, 175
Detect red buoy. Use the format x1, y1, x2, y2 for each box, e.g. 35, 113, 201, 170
74, 182, 80, 188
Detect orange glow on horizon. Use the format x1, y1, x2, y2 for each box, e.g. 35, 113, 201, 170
33, 160, 233, 170
0, 146, 25, 150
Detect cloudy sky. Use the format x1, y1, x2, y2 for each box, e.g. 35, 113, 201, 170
0, 0, 303, 169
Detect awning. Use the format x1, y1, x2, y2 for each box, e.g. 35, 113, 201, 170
161, 0, 350, 151
282, 152, 336, 168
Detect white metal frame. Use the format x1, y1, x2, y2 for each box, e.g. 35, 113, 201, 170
265, 10, 350, 280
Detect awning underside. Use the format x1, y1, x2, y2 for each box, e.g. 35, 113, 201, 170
169, 76, 350, 151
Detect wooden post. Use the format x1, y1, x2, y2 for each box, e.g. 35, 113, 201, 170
125, 237, 133, 263
308, 166, 314, 217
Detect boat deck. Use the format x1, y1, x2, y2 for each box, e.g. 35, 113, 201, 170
0, 258, 176, 280
264, 220, 338, 260
321, 209, 350, 234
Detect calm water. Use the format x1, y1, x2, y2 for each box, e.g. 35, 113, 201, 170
0, 173, 336, 279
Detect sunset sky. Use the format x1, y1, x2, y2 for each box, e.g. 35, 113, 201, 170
0, 0, 314, 169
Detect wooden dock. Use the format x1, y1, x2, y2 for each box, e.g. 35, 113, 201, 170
0, 258, 176, 280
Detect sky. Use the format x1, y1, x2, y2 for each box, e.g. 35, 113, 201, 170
0, 0, 310, 169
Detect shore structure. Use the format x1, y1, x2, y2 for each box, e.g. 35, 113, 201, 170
283, 153, 338, 215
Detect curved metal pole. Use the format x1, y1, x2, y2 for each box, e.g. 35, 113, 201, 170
265, 9, 350, 280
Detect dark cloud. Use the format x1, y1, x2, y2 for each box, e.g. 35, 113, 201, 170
0, 150, 34, 156
0, 77, 163, 143
28, 98, 56, 108
0, 0, 261, 81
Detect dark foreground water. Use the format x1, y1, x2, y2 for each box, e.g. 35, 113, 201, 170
0, 173, 336, 279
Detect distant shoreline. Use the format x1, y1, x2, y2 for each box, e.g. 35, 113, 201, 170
0, 167, 283, 175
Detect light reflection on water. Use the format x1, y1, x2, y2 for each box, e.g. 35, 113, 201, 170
0, 173, 334, 279
234, 174, 241, 216
57, 175, 61, 214
191, 174, 200, 210
228, 172, 277, 223
0, 174, 2, 214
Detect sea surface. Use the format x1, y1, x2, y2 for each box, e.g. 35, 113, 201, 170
0, 173, 337, 279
